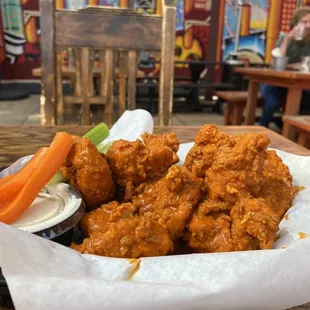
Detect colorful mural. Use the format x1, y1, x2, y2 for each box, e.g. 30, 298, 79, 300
0, 0, 212, 79
0, 0, 40, 79
0, 0, 120, 79
222, 0, 268, 64
1, 0, 310, 79
174, 0, 211, 67
140, 0, 211, 70
176, 0, 184, 30
2, 0, 40, 64
0, 11, 5, 63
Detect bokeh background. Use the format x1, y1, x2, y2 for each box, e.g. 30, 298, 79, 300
1, 0, 310, 80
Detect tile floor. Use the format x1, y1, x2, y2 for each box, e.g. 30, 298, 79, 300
0, 95, 41, 126
0, 95, 225, 126
0, 94, 281, 132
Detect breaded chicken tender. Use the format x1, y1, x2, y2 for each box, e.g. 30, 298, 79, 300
259, 150, 293, 218
132, 165, 203, 241
184, 124, 235, 178
79, 201, 136, 236
204, 133, 270, 206
71, 204, 173, 258
106, 133, 179, 187
188, 198, 279, 253
60, 136, 115, 209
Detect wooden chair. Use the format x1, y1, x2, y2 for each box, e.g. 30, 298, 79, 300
216, 91, 264, 125
40, 1, 176, 126
33, 57, 146, 125
282, 115, 310, 148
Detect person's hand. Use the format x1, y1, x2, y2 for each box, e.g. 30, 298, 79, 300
287, 25, 301, 40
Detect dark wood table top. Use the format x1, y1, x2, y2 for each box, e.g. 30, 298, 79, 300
0, 125, 309, 167
235, 67, 310, 90
235, 67, 310, 80
0, 125, 310, 310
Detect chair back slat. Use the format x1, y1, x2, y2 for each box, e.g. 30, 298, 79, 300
40, 0, 56, 125
118, 51, 128, 116
56, 51, 64, 124
74, 48, 82, 97
101, 49, 115, 126
88, 49, 95, 97
80, 47, 91, 125
55, 11, 162, 51
127, 50, 138, 111
159, 5, 176, 126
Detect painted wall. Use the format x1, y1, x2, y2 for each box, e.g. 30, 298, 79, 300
0, 0, 309, 80
0, 0, 40, 79
0, 0, 212, 79
174, 0, 211, 67
222, 0, 268, 64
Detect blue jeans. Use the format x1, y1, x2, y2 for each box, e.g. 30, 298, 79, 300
259, 84, 310, 127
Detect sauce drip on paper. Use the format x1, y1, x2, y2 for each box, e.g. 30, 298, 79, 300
299, 232, 308, 239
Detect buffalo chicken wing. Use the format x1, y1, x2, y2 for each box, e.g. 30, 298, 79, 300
60, 136, 115, 209
106, 133, 179, 187
71, 202, 173, 258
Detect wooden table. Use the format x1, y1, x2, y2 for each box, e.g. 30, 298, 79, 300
234, 67, 310, 140
283, 115, 310, 148
0, 125, 309, 167
0, 125, 310, 310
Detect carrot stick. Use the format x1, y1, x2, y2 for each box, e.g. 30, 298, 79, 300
0, 174, 15, 186
0, 147, 48, 186
0, 132, 73, 224
0, 147, 49, 204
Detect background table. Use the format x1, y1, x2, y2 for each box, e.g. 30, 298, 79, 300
283, 115, 310, 148
234, 67, 310, 140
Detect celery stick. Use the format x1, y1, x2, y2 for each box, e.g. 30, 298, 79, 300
48, 171, 67, 185
97, 141, 113, 154
83, 122, 109, 146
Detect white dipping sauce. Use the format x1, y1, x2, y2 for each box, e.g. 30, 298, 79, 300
11, 183, 82, 233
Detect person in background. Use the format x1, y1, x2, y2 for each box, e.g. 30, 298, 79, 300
259, 7, 310, 129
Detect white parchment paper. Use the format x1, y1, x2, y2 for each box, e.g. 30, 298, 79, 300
1, 110, 310, 310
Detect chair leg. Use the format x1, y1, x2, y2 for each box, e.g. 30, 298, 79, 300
127, 50, 137, 111
40, 92, 47, 126
56, 52, 64, 125
118, 51, 127, 116
298, 130, 310, 148
232, 103, 244, 125
103, 49, 114, 126
81, 47, 91, 125
159, 5, 176, 126
224, 101, 233, 125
